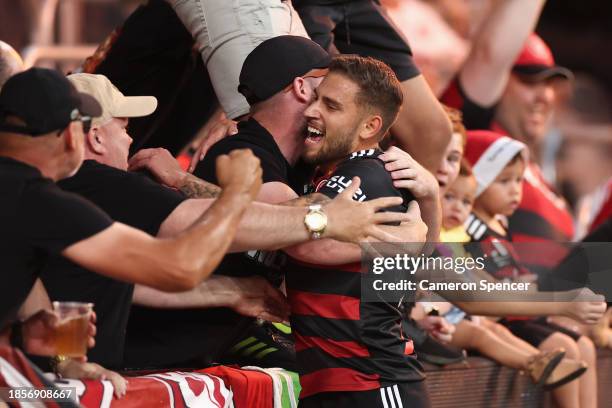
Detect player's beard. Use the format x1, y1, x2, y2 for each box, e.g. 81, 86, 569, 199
304, 122, 359, 166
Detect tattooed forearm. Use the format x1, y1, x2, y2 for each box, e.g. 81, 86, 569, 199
178, 174, 222, 199
282, 193, 331, 207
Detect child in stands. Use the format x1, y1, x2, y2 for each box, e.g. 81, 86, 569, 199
464, 130, 598, 408
436, 160, 585, 389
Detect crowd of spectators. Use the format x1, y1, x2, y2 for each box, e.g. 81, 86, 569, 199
1, 1, 611, 407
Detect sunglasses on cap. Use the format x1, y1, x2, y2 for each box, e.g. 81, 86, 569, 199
69, 108, 92, 134
282, 68, 329, 93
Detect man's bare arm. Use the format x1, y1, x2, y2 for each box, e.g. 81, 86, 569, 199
284, 200, 427, 265
63, 150, 261, 292
179, 173, 222, 198
458, 0, 546, 106
133, 275, 289, 322
391, 75, 452, 172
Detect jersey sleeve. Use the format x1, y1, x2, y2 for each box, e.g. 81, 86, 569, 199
19, 179, 114, 255
194, 138, 287, 185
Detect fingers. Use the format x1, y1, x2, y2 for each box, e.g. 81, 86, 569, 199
392, 179, 417, 190
368, 196, 404, 212
338, 177, 361, 199
127, 149, 154, 170
380, 146, 412, 163
390, 168, 418, 180
364, 226, 401, 243
406, 200, 422, 219
106, 370, 128, 399
258, 312, 287, 323
373, 211, 411, 224
188, 152, 202, 173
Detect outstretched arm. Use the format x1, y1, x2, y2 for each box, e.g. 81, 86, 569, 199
63, 150, 262, 292
458, 0, 546, 107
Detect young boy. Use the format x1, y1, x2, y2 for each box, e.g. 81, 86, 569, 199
437, 159, 585, 389
464, 130, 598, 408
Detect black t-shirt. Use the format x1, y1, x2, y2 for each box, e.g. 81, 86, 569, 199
196, 118, 298, 189
40, 160, 185, 368
123, 119, 298, 369
195, 118, 303, 283
0, 157, 113, 330
286, 149, 422, 398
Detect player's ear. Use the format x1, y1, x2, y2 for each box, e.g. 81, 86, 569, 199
360, 114, 383, 141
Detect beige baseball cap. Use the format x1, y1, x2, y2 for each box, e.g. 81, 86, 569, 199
67, 73, 157, 127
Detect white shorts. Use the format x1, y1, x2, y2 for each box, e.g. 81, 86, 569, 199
168, 0, 309, 119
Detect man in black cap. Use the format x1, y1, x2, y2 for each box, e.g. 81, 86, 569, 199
122, 36, 337, 370
0, 67, 411, 374
126, 35, 428, 370
0, 66, 270, 352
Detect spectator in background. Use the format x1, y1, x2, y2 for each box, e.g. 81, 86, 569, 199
0, 66, 265, 339
379, 0, 469, 95
441, 0, 577, 276
0, 41, 23, 88
0, 67, 257, 399
464, 130, 598, 408
294, 0, 451, 172
552, 74, 612, 239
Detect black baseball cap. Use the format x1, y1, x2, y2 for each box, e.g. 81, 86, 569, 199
0, 67, 102, 136
238, 35, 331, 105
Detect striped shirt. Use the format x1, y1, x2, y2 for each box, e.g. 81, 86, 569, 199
287, 150, 423, 399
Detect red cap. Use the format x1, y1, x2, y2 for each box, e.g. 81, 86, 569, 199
512, 34, 573, 81
465, 130, 527, 197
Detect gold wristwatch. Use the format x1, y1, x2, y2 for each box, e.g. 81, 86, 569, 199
304, 204, 328, 239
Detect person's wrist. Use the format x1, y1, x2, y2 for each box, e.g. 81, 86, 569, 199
219, 185, 254, 203
173, 170, 190, 189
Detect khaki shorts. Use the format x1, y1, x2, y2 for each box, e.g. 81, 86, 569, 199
168, 0, 308, 119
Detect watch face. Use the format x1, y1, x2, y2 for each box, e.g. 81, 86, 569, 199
307, 212, 327, 232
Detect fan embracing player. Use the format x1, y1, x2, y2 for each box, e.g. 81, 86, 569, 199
286, 54, 437, 408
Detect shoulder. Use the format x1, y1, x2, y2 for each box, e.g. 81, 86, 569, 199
61, 161, 176, 198
198, 132, 287, 184
208, 133, 280, 164
318, 150, 399, 201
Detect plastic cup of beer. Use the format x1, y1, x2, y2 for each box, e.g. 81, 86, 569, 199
52, 301, 93, 357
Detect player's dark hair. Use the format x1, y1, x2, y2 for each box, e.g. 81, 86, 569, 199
329, 55, 403, 138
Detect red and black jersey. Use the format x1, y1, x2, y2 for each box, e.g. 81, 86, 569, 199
507, 165, 573, 274
464, 213, 530, 280
286, 149, 423, 399
442, 78, 573, 274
